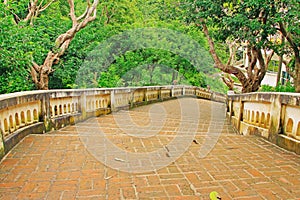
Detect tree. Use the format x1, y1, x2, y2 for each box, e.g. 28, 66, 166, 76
30, 0, 99, 90
97, 48, 208, 88
1, 0, 100, 92
0, 1, 55, 93
276, 0, 300, 92
4, 0, 56, 25
182, 0, 291, 93
1, 0, 227, 93
73, 1, 217, 90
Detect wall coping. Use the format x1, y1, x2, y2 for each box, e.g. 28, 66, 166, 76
228, 92, 300, 106
0, 85, 199, 100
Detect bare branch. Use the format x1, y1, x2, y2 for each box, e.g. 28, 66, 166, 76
30, 61, 41, 86
256, 48, 267, 80
77, 9, 97, 30
77, 7, 89, 21
279, 22, 299, 58
57, 39, 71, 56
38, 0, 44, 8
75, 0, 98, 30
76, 0, 92, 21
23, 0, 38, 22
201, 21, 223, 67
68, 0, 77, 24
284, 59, 296, 79
32, 61, 40, 72
30, 67, 38, 86
266, 50, 274, 67
202, 20, 248, 89
22, 0, 55, 25
40, 0, 55, 12
222, 74, 234, 90
226, 40, 237, 66
31, 0, 100, 90
10, 11, 21, 24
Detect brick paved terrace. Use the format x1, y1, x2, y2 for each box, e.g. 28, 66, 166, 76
1, 98, 300, 200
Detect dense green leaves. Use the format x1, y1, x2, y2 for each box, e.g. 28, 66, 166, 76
183, 0, 299, 51
96, 49, 208, 88
0, 14, 51, 93
182, 0, 300, 92
1, 0, 228, 94
0, 0, 72, 93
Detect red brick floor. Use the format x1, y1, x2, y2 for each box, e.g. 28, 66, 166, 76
0, 98, 300, 200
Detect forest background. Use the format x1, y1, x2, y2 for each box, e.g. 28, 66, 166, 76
1, 0, 299, 94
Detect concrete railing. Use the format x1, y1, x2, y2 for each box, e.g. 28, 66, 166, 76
227, 92, 300, 154
0, 85, 226, 159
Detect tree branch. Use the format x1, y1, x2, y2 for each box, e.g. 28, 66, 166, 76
68, 0, 77, 24
202, 21, 223, 67
279, 22, 299, 57
283, 59, 296, 79
226, 40, 236, 66
19, 0, 56, 25
222, 74, 234, 90
37, 0, 44, 9
266, 50, 274, 67
255, 48, 268, 86
279, 21, 299, 89
9, 10, 21, 24
32, 61, 40, 71
246, 47, 258, 80
40, 0, 55, 12
30, 0, 100, 90
77, 7, 89, 21
201, 20, 248, 89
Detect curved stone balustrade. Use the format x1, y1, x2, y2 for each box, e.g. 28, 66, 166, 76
228, 92, 300, 154
1, 87, 299, 158
0, 85, 224, 159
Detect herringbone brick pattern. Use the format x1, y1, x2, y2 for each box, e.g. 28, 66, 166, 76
0, 98, 299, 199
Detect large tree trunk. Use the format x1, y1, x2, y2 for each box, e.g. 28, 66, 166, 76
202, 22, 273, 93
30, 0, 99, 90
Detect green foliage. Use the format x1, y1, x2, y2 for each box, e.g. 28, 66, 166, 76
182, 0, 288, 49
260, 85, 276, 92
96, 49, 210, 88
260, 82, 295, 93
57, 1, 220, 91
0, 0, 75, 93
98, 65, 124, 88
1, 0, 228, 94
181, 0, 300, 92
268, 60, 279, 72
275, 82, 295, 93
0, 14, 50, 93
206, 76, 228, 94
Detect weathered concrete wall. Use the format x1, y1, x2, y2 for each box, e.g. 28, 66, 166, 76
227, 92, 300, 154
0, 85, 224, 159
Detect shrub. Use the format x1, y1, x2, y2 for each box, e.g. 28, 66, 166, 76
260, 82, 295, 93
